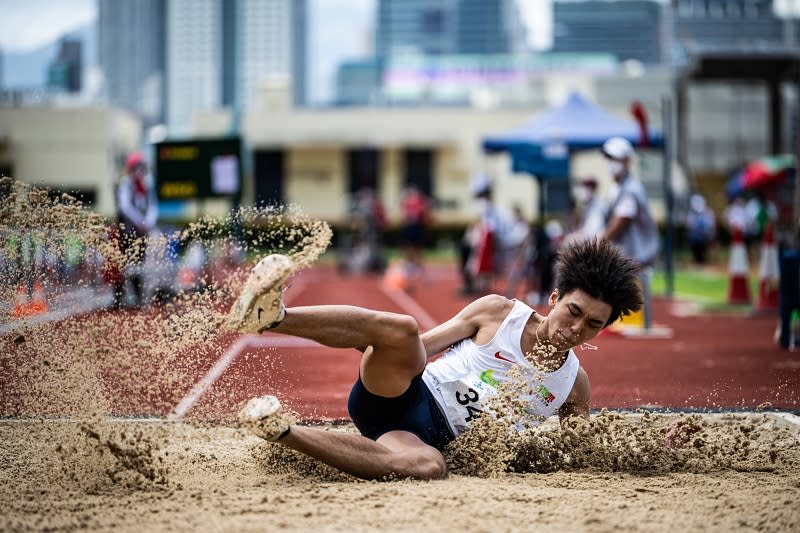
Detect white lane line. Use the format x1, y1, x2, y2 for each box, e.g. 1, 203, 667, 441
378, 284, 438, 332
168, 334, 322, 420
772, 411, 800, 427
168, 272, 314, 421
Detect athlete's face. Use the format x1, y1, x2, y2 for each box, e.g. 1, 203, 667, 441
545, 288, 612, 349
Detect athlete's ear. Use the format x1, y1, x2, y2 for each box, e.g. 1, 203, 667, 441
548, 289, 559, 308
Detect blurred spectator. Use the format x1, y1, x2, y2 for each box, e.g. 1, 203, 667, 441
468, 175, 513, 294
458, 221, 479, 296
566, 176, 607, 243
746, 192, 777, 243
603, 138, 659, 266
725, 195, 749, 237
340, 187, 386, 275
686, 193, 716, 265
725, 194, 759, 262
529, 219, 564, 306
602, 136, 659, 327
400, 185, 432, 285
114, 151, 159, 307
502, 204, 532, 299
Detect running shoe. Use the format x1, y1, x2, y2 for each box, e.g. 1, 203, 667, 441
238, 395, 290, 441
227, 254, 293, 333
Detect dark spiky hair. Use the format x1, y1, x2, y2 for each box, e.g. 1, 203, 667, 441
554, 238, 642, 327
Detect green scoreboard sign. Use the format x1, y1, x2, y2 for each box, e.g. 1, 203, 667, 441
155, 137, 242, 200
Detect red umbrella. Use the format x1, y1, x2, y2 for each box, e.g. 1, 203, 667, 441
740, 154, 795, 191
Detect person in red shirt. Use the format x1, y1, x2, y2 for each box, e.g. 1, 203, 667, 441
400, 185, 431, 286
112, 151, 158, 307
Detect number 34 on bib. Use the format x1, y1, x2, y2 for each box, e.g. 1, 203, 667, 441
439, 377, 497, 432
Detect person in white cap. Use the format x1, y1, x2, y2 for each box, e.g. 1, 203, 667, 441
602, 136, 659, 327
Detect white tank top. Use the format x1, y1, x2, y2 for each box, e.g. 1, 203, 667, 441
422, 299, 580, 436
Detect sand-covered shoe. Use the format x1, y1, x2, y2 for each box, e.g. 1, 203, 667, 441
238, 395, 291, 441
227, 254, 293, 333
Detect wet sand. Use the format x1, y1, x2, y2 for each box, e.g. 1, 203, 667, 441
1, 412, 798, 532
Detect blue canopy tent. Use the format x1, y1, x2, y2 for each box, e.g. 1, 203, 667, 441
482, 92, 664, 214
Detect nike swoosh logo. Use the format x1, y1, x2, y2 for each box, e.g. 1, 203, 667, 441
494, 351, 514, 363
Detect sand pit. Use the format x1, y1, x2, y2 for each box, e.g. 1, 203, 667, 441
1, 411, 798, 532
2, 178, 799, 531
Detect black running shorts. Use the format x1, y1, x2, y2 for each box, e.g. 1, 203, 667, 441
347, 373, 455, 450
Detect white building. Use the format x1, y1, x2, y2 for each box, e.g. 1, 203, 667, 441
166, 0, 305, 135
0, 106, 142, 216
166, 0, 222, 136
237, 0, 293, 111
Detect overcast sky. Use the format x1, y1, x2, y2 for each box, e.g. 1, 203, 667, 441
0, 0, 96, 52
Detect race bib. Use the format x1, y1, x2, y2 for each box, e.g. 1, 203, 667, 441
439, 376, 496, 433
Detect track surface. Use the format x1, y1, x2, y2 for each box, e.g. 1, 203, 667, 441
3, 263, 799, 421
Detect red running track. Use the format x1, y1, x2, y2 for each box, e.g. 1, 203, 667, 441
2, 263, 798, 421
178, 264, 800, 421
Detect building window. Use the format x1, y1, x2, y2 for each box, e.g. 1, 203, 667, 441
420, 9, 445, 35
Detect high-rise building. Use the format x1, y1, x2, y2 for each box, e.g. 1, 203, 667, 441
291, 0, 307, 107
375, 0, 526, 57
98, 0, 166, 125
672, 0, 795, 59
457, 0, 528, 55
234, 0, 307, 110
336, 58, 383, 106
222, 0, 238, 108
376, 0, 454, 57
166, 0, 222, 135
47, 39, 83, 93
165, 0, 306, 135
342, 0, 527, 105
551, 0, 666, 65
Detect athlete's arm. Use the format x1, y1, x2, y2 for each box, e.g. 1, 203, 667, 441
420, 294, 511, 358
559, 366, 591, 422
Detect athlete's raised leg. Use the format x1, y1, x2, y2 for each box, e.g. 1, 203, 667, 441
272, 305, 426, 396
231, 255, 445, 480
228, 254, 427, 396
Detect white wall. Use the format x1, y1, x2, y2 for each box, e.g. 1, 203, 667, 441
0, 107, 141, 216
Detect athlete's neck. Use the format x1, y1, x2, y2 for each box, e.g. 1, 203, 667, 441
526, 312, 569, 372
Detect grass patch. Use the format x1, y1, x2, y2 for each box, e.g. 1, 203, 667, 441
652, 267, 759, 313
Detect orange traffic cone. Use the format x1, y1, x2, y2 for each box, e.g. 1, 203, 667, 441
27, 281, 48, 315
383, 259, 408, 290
756, 222, 779, 311
12, 284, 29, 317
727, 228, 751, 305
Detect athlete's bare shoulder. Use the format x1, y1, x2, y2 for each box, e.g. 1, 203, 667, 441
463, 294, 514, 323
462, 294, 514, 344
478, 293, 514, 311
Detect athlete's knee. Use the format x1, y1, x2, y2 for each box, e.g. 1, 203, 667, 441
415, 454, 447, 480
390, 449, 447, 480
375, 312, 420, 346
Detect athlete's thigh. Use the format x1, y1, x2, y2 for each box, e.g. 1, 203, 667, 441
359, 337, 426, 397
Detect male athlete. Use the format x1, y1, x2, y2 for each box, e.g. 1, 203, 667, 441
230, 238, 642, 480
